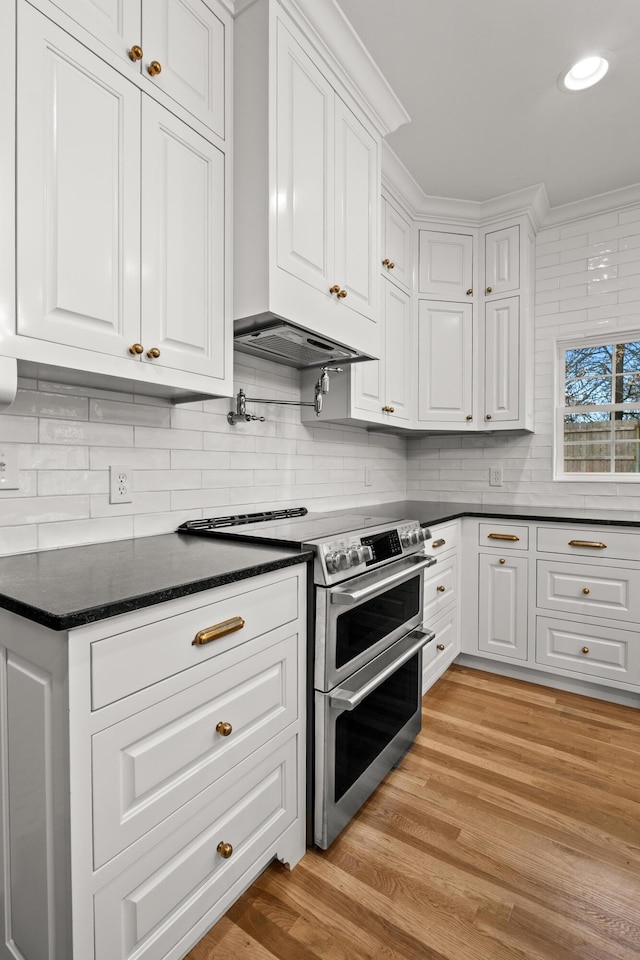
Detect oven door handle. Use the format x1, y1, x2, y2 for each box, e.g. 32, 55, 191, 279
329, 627, 435, 712
330, 554, 437, 605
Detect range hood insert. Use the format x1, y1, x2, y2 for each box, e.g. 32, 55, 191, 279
233, 318, 372, 369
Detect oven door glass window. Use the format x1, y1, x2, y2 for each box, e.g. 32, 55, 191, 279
335, 575, 421, 669
334, 653, 419, 802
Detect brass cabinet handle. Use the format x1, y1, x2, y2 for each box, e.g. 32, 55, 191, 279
146, 347, 161, 359
129, 342, 144, 355
436, 585, 446, 593
128, 45, 143, 61
437, 643, 445, 651
147, 60, 162, 76
582, 587, 590, 595
487, 533, 519, 542
581, 646, 590, 655
217, 841, 233, 859
192, 616, 245, 646
499, 558, 505, 564
329, 284, 341, 294
466, 414, 473, 421
568, 540, 607, 549
486, 285, 493, 293
432, 538, 446, 548
216, 721, 233, 737
466, 288, 473, 295
337, 289, 348, 298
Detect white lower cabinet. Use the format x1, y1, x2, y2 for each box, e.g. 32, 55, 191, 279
0, 566, 307, 960
422, 522, 461, 693
478, 553, 528, 661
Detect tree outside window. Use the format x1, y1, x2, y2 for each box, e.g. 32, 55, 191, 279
560, 336, 640, 476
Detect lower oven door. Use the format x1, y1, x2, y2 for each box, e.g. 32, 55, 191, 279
315, 552, 436, 692
314, 625, 435, 850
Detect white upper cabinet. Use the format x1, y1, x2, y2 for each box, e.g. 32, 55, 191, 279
417, 300, 474, 425
3, 0, 232, 401
233, 0, 411, 361
484, 224, 519, 297
418, 229, 474, 301
483, 295, 520, 425
381, 197, 412, 291
46, 0, 227, 138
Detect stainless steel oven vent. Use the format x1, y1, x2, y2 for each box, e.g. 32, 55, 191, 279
233, 319, 370, 368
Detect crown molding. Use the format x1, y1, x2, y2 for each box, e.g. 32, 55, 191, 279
235, 0, 410, 137
541, 182, 640, 227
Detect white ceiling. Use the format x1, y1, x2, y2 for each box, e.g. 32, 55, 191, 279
336, 0, 640, 208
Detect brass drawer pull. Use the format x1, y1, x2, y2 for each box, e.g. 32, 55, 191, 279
437, 643, 445, 651
192, 616, 245, 646
581, 646, 590, 655
488, 533, 519, 542
568, 540, 607, 549
217, 841, 233, 859
432, 538, 446, 548
499, 558, 505, 564
582, 587, 590, 595
216, 721, 233, 737
436, 585, 446, 593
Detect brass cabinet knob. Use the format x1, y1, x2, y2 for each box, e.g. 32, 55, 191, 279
485, 413, 492, 420
381, 405, 395, 413
486, 285, 493, 293
217, 841, 233, 859
466, 288, 473, 296
329, 284, 341, 294
465, 414, 473, 421
581, 646, 590, 655
437, 643, 445, 651
216, 721, 232, 737
129, 343, 144, 355
436, 585, 446, 593
499, 558, 505, 564
128, 45, 143, 61
582, 587, 590, 595
337, 289, 348, 298
147, 60, 162, 76
382, 258, 395, 269
146, 347, 161, 359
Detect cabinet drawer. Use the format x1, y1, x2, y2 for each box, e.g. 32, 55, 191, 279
424, 553, 457, 622
425, 521, 459, 555
537, 560, 640, 624
93, 735, 298, 960
537, 525, 640, 563
91, 626, 298, 868
90, 572, 300, 709
536, 616, 640, 685
478, 522, 529, 549
422, 606, 459, 691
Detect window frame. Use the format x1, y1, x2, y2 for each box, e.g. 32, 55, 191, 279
554, 329, 640, 482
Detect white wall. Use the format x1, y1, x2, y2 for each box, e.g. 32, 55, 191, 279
0, 353, 407, 556
407, 204, 640, 508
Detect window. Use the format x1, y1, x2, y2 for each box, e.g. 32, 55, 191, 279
557, 334, 640, 478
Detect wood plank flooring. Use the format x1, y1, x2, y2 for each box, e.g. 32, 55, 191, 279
186, 665, 640, 960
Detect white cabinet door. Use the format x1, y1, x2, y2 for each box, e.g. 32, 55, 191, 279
417, 300, 474, 424
334, 96, 377, 321
418, 229, 474, 300
484, 224, 519, 296
46, 0, 141, 62
381, 198, 411, 291
275, 20, 334, 298
478, 553, 528, 660
141, 100, 226, 379
383, 280, 411, 421
141, 0, 227, 139
17, 4, 141, 357
483, 296, 520, 424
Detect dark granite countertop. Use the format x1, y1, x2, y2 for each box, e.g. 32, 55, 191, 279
359, 500, 640, 529
0, 534, 311, 631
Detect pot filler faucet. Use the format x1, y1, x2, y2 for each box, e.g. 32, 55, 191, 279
227, 365, 343, 424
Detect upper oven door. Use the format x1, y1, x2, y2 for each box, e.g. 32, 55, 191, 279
315, 553, 435, 692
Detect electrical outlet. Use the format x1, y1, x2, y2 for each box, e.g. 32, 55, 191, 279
489, 465, 503, 487
0, 445, 19, 490
109, 464, 133, 504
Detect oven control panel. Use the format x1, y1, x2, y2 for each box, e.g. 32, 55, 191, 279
316, 521, 430, 584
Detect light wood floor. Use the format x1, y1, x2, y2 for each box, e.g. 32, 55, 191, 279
187, 665, 640, 960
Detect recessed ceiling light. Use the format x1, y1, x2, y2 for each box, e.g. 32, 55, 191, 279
559, 55, 612, 92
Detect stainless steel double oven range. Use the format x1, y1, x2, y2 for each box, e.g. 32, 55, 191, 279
179, 507, 436, 849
